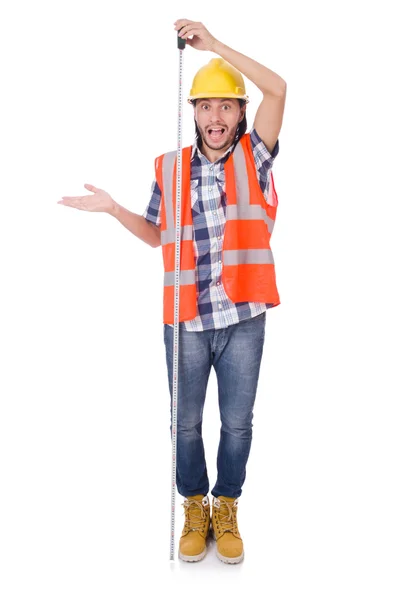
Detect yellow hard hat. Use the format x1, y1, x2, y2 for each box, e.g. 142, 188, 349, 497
188, 58, 249, 104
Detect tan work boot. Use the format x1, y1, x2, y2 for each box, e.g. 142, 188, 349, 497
211, 496, 244, 564
179, 494, 210, 562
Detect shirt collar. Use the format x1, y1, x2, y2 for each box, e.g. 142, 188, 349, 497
190, 138, 236, 163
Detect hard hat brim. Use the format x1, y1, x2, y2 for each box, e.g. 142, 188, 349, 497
188, 93, 249, 104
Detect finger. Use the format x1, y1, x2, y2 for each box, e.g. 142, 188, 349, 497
58, 202, 86, 211
177, 25, 189, 37
181, 21, 200, 33
182, 28, 200, 39
174, 18, 194, 27
174, 19, 194, 32
60, 196, 83, 202
58, 196, 85, 208
84, 183, 99, 193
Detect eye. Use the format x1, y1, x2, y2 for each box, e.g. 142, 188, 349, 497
201, 104, 209, 110
221, 105, 231, 110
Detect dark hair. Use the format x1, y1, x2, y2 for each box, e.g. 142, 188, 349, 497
192, 99, 247, 150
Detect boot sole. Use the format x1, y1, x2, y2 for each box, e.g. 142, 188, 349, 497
178, 546, 207, 562
215, 549, 244, 564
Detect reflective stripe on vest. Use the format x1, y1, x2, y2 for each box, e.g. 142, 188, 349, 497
223, 248, 274, 265
164, 269, 196, 286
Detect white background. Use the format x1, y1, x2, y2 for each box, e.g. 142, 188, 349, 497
1, 0, 396, 598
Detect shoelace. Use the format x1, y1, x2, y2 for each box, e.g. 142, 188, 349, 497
182, 499, 207, 532
214, 499, 239, 535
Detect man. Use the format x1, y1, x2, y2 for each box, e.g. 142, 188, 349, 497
58, 19, 286, 564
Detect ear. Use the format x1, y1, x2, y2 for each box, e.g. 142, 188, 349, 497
238, 104, 246, 123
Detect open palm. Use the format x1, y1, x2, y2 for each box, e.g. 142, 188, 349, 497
58, 183, 114, 213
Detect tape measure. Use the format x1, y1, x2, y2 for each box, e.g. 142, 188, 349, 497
170, 30, 186, 562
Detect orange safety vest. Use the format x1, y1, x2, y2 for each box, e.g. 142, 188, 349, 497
155, 133, 280, 324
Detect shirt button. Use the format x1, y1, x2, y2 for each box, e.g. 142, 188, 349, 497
218, 304, 222, 308
219, 260, 221, 263
217, 282, 220, 286
218, 236, 221, 240
213, 211, 216, 215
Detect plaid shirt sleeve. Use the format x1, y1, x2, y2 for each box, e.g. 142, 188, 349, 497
142, 178, 161, 227
250, 127, 279, 194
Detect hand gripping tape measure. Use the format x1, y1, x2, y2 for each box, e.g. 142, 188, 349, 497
170, 30, 186, 562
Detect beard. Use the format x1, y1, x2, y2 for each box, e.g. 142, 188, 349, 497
197, 123, 237, 152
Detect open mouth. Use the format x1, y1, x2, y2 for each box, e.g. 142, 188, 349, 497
207, 127, 226, 141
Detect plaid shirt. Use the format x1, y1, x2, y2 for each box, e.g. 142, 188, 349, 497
143, 127, 279, 331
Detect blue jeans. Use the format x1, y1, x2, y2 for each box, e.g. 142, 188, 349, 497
163, 311, 266, 499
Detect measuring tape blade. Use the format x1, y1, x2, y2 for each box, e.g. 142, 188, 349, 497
170, 30, 186, 562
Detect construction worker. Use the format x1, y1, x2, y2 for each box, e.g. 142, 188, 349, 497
58, 19, 286, 564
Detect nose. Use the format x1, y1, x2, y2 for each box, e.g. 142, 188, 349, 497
209, 106, 224, 122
